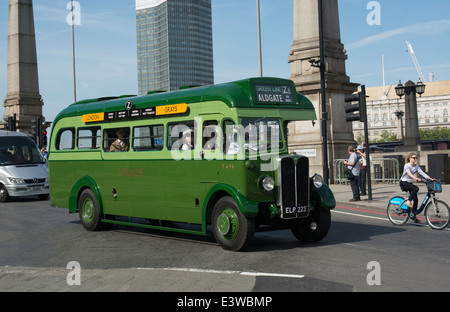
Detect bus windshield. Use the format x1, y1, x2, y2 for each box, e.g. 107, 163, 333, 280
241, 118, 283, 153
0, 137, 45, 166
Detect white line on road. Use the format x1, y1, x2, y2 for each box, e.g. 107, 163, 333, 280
332, 210, 388, 221
136, 267, 305, 279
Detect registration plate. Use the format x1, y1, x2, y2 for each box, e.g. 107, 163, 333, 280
30, 186, 43, 192
281, 205, 309, 219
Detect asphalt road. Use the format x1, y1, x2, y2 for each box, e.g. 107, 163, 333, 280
1, 197, 449, 293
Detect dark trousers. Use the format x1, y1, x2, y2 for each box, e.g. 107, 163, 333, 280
359, 168, 367, 194
400, 181, 419, 210
350, 175, 360, 199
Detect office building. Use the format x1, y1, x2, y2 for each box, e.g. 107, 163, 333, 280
136, 0, 213, 95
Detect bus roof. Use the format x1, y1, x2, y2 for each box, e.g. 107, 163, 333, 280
53, 77, 315, 125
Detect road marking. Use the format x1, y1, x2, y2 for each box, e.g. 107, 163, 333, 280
333, 210, 388, 221
334, 207, 450, 231
136, 267, 305, 279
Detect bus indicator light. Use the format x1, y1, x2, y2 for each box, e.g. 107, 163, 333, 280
82, 113, 105, 123
156, 103, 188, 116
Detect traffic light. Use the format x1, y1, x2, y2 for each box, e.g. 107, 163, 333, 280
344, 89, 366, 123
41, 130, 48, 146
30, 117, 42, 145
3, 115, 17, 131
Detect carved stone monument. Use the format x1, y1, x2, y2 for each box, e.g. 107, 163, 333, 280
3, 0, 44, 135
288, 0, 359, 181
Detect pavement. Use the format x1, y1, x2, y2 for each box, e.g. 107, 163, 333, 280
328, 181, 450, 212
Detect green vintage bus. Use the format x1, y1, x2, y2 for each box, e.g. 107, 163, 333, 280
49, 77, 336, 251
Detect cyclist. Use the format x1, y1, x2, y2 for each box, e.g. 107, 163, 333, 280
400, 152, 436, 222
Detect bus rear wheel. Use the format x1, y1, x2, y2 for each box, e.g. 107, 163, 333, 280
212, 196, 255, 251
78, 189, 106, 231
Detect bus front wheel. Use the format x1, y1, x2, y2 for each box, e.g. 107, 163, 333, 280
78, 188, 105, 231
212, 196, 255, 251
289, 207, 331, 243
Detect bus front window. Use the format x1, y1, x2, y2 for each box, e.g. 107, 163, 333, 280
241, 118, 283, 153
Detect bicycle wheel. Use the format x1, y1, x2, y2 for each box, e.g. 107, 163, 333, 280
387, 197, 409, 226
425, 199, 450, 230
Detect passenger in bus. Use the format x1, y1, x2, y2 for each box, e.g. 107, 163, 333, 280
110, 128, 129, 152
181, 129, 193, 150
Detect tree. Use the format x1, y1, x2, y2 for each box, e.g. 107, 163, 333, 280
371, 131, 398, 143
419, 127, 450, 140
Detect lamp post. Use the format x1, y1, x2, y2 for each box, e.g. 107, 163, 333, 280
394, 110, 404, 141
256, 0, 263, 77
395, 80, 426, 147
70, 0, 77, 103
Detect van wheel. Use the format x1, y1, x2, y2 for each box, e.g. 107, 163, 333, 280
0, 185, 10, 202
212, 196, 255, 251
38, 194, 49, 200
78, 189, 105, 231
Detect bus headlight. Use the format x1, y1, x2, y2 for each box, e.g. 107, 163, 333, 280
312, 174, 323, 188
261, 176, 275, 192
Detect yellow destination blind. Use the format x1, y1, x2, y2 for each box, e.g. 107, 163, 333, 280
156, 103, 188, 116
82, 103, 187, 123
82, 113, 105, 123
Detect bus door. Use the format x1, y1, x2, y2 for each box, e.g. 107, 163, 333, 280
100, 127, 135, 217
164, 120, 200, 223
198, 115, 222, 201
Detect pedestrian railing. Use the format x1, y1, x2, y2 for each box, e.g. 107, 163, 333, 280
334, 158, 400, 185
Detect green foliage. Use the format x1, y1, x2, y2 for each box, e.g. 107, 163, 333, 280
370, 131, 398, 143
420, 127, 450, 140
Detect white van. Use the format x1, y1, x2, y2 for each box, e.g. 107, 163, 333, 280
0, 131, 49, 202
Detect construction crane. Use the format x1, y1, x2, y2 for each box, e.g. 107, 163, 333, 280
406, 40, 426, 82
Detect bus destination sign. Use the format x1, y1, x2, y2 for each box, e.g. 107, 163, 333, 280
82, 103, 188, 123
254, 84, 294, 104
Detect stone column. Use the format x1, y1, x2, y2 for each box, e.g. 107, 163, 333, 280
288, 0, 359, 182
403, 81, 420, 147
3, 0, 44, 134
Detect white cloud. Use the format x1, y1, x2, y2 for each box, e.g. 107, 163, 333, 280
347, 19, 450, 50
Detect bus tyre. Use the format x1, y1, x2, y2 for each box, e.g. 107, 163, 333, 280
289, 208, 331, 243
78, 189, 105, 231
212, 196, 255, 251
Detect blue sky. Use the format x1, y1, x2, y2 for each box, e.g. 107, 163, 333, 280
0, 0, 449, 122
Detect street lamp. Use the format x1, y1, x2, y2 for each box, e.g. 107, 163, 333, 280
395, 80, 426, 98
394, 79, 426, 147
394, 110, 404, 141
395, 81, 405, 98
415, 80, 426, 96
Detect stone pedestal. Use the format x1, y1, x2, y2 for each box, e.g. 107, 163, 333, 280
3, 0, 44, 134
288, 0, 359, 181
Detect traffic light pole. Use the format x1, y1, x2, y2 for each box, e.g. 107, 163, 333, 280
344, 85, 372, 200
318, 0, 329, 185
360, 86, 372, 201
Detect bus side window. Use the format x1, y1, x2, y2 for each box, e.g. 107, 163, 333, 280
78, 127, 101, 150
103, 128, 130, 152
223, 120, 239, 155
167, 121, 196, 151
203, 121, 218, 150
56, 128, 75, 151
133, 125, 164, 151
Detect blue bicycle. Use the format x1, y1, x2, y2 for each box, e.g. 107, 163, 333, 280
387, 180, 450, 230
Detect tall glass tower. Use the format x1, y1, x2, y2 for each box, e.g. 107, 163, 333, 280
136, 0, 214, 95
